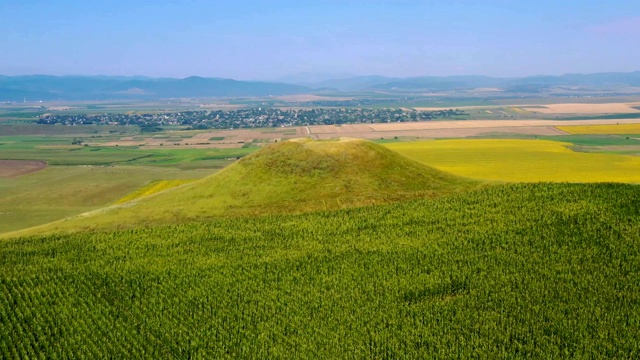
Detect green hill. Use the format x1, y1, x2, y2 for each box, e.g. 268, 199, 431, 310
6, 138, 479, 237
2, 183, 639, 358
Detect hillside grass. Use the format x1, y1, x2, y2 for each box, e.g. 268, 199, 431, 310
5, 139, 481, 238
386, 139, 640, 183
1, 183, 639, 358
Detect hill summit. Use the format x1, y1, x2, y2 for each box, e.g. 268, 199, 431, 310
9, 139, 479, 236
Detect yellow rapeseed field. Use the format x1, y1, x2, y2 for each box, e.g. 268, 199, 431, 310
386, 139, 640, 182
116, 179, 194, 204
557, 123, 640, 135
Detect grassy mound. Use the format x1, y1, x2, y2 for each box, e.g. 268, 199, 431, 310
2, 183, 639, 357
7, 138, 479, 236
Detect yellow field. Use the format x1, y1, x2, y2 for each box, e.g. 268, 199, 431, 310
385, 139, 640, 182
507, 107, 530, 114
556, 123, 640, 135
116, 179, 195, 204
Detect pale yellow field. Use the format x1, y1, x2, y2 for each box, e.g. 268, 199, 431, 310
116, 179, 195, 204
507, 107, 530, 114
385, 139, 640, 183
556, 123, 640, 134
524, 103, 639, 114
272, 94, 353, 102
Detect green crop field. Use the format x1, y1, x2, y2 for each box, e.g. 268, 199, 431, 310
0, 135, 255, 168
0, 124, 138, 136
386, 139, 640, 183
1, 183, 639, 358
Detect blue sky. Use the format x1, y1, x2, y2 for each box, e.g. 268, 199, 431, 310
1, 0, 639, 80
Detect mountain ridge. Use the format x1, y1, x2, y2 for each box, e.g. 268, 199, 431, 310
2, 71, 640, 100
0, 75, 312, 101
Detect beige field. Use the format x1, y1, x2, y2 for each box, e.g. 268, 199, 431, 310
0, 160, 47, 178
272, 94, 353, 102
198, 104, 243, 109
46, 106, 76, 111
523, 103, 640, 114
417, 102, 640, 114
309, 119, 640, 140
317, 126, 566, 140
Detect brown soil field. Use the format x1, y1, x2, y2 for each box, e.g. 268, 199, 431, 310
0, 160, 47, 178
523, 103, 640, 114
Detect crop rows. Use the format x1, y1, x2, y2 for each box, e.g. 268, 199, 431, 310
1, 183, 639, 358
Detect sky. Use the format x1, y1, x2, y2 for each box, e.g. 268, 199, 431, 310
1, 0, 639, 80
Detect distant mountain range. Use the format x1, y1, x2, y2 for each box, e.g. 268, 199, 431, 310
1, 71, 640, 101
0, 75, 312, 101
300, 72, 640, 92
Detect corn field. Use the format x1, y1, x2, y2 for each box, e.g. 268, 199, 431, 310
1, 183, 639, 358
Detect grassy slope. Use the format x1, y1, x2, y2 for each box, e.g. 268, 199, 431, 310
6, 139, 480, 237
386, 139, 640, 183
1, 183, 639, 358
0, 166, 213, 234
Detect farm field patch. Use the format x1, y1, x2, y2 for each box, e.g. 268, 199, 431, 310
0, 160, 46, 178
556, 123, 640, 134
0, 135, 255, 169
307, 119, 640, 140
523, 103, 640, 114
385, 139, 640, 182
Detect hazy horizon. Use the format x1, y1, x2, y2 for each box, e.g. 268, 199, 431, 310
2, 0, 639, 80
